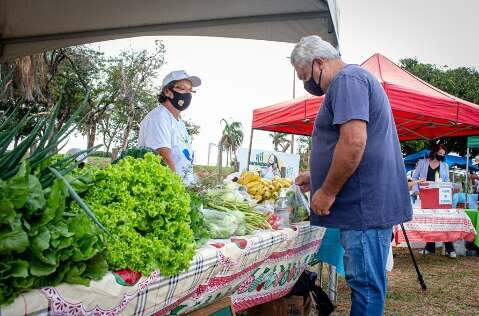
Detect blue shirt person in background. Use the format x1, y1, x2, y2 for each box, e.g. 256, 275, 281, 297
413, 144, 456, 257
290, 35, 412, 316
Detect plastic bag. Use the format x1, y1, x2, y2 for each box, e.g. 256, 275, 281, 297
286, 184, 310, 223
201, 208, 238, 238
229, 210, 247, 236
200, 208, 248, 238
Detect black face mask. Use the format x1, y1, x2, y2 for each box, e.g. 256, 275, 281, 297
435, 154, 445, 162
168, 90, 192, 111
303, 61, 324, 96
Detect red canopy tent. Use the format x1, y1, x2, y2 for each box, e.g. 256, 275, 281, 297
251, 53, 479, 140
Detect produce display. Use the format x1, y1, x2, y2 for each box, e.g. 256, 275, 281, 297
0, 104, 108, 305
202, 184, 271, 233
70, 153, 196, 276
201, 208, 246, 238
237, 171, 292, 203
113, 146, 165, 166
287, 185, 310, 223
188, 192, 210, 246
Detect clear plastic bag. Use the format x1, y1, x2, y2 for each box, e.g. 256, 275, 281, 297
286, 184, 311, 223
200, 208, 247, 238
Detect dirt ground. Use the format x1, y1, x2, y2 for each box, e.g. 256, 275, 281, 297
330, 249, 479, 316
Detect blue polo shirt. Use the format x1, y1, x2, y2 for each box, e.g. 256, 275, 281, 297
309, 65, 412, 230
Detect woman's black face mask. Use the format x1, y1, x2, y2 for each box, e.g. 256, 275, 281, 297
435, 154, 445, 162
168, 89, 192, 111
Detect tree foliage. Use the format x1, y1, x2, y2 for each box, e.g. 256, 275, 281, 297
400, 58, 479, 156
270, 132, 291, 152
296, 136, 312, 170
1, 40, 167, 153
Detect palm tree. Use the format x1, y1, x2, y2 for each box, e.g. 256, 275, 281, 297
297, 136, 312, 170
218, 119, 244, 180
270, 132, 291, 152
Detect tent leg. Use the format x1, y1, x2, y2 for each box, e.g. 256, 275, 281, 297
466, 148, 470, 196
401, 224, 427, 290
246, 129, 254, 171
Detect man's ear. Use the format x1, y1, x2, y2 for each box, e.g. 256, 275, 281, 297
314, 58, 325, 70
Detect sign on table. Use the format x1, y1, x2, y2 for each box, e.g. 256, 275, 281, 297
238, 148, 300, 180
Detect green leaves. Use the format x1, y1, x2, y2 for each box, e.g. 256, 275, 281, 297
0, 168, 108, 305
71, 153, 196, 275
4, 162, 29, 209
0, 227, 29, 254
10, 260, 29, 278
188, 192, 210, 246
25, 175, 46, 213
30, 260, 57, 277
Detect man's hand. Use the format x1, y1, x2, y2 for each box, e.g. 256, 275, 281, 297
311, 189, 336, 216
295, 172, 311, 192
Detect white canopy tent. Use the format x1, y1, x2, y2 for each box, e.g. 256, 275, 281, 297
0, 0, 339, 62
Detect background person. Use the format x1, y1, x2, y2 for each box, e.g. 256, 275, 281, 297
66, 148, 87, 169
138, 70, 201, 185
262, 153, 281, 179
413, 144, 456, 258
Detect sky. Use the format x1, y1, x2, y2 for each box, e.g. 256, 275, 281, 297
64, 0, 479, 165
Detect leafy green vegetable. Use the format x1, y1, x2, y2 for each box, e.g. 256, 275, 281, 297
112, 146, 165, 166
71, 153, 196, 275
188, 192, 210, 246
0, 165, 108, 305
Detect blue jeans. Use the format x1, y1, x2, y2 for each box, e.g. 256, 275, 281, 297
340, 227, 392, 316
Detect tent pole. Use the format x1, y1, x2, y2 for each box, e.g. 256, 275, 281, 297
291, 134, 294, 154
402, 224, 427, 290
466, 148, 470, 198
247, 129, 254, 171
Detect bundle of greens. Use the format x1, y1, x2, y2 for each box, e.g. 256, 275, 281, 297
0, 166, 108, 305
71, 153, 196, 275
188, 192, 210, 246
113, 146, 165, 166
200, 208, 246, 239
202, 187, 271, 233
0, 98, 108, 305
286, 185, 310, 223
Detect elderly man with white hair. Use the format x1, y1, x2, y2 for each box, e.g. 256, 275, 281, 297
293, 36, 412, 315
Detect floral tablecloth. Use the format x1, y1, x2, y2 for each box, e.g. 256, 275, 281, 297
1, 223, 324, 316
394, 208, 477, 244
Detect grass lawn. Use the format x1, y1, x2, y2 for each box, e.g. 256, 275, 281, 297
87, 156, 111, 168
331, 249, 479, 315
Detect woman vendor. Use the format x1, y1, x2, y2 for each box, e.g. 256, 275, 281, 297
413, 144, 456, 258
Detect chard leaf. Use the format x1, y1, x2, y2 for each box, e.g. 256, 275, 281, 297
0, 225, 29, 254
30, 259, 57, 277
39, 180, 65, 226
10, 260, 29, 278
31, 229, 51, 252
5, 162, 29, 209
25, 175, 46, 214
0, 198, 16, 225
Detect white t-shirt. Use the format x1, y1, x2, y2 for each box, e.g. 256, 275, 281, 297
138, 105, 195, 185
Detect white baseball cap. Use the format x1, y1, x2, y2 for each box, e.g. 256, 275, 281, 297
66, 148, 87, 163
161, 70, 201, 89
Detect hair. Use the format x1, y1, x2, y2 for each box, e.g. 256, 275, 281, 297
290, 35, 340, 67
157, 81, 177, 103
268, 154, 279, 169
429, 144, 447, 158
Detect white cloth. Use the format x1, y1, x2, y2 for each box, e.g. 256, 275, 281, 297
386, 244, 394, 272
138, 105, 194, 185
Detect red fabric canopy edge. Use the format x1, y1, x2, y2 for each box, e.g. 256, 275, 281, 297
252, 53, 479, 140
